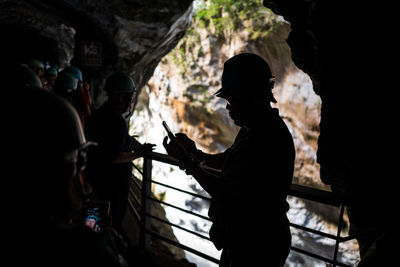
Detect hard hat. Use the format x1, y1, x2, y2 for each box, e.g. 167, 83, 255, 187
0, 62, 43, 97
17, 64, 43, 89
55, 71, 78, 93
63, 66, 82, 81
215, 53, 276, 103
28, 59, 44, 69
104, 72, 136, 95
45, 67, 58, 77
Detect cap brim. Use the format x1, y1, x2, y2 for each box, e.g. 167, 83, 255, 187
216, 87, 277, 103
214, 87, 228, 98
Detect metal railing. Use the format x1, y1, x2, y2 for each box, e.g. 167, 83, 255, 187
128, 151, 356, 267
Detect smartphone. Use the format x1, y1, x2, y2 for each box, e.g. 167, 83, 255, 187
162, 121, 178, 143
83, 201, 110, 232
162, 121, 190, 156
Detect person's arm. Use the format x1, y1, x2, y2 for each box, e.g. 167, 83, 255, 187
174, 133, 227, 170
196, 150, 227, 170
112, 151, 142, 163
184, 159, 224, 199
163, 136, 224, 199
131, 136, 156, 154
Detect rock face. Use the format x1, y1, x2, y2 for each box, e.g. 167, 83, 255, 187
261, 0, 396, 192
263, 0, 397, 265
0, 0, 193, 108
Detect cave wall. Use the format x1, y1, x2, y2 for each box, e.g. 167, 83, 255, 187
0, 0, 193, 108
263, 0, 397, 250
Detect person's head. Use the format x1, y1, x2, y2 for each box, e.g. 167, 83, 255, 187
28, 58, 44, 78
63, 65, 84, 89
1, 62, 42, 93
54, 71, 78, 96
63, 66, 82, 81
104, 72, 136, 113
5, 88, 94, 221
45, 67, 58, 87
215, 53, 275, 126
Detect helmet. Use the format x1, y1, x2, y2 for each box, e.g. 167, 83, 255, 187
55, 71, 78, 93
215, 53, 276, 103
28, 59, 44, 70
104, 72, 136, 95
17, 64, 43, 89
45, 67, 58, 77
1, 62, 42, 90
63, 66, 83, 81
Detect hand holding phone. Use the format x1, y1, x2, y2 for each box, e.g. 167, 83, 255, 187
162, 121, 190, 160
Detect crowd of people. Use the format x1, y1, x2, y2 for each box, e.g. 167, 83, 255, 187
1, 58, 154, 266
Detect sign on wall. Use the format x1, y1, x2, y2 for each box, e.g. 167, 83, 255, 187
81, 41, 102, 66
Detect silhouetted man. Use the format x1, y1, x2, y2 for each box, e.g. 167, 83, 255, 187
163, 53, 295, 266
86, 72, 155, 234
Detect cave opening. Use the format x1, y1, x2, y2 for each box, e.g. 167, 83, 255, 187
130, 1, 360, 266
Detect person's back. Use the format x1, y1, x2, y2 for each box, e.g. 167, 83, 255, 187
209, 104, 294, 267
86, 101, 133, 200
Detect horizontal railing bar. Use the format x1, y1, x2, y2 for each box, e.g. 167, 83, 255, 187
146, 229, 220, 264
147, 196, 211, 221
129, 188, 141, 206
289, 223, 339, 240
131, 177, 142, 191
290, 246, 352, 267
146, 213, 212, 241
127, 198, 141, 222
149, 179, 211, 201
339, 235, 356, 242
132, 162, 144, 175
289, 184, 342, 207
145, 151, 221, 174
145, 152, 343, 207
146, 151, 180, 166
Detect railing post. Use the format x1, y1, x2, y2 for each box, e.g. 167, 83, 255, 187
139, 156, 152, 251
333, 204, 345, 266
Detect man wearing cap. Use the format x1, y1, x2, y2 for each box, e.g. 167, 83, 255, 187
163, 53, 295, 266
86, 72, 155, 234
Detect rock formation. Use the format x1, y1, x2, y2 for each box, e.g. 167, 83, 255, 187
0, 0, 193, 107
263, 0, 397, 265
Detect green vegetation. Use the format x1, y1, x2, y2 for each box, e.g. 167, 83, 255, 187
193, 0, 273, 37
167, 0, 278, 104
170, 0, 276, 76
